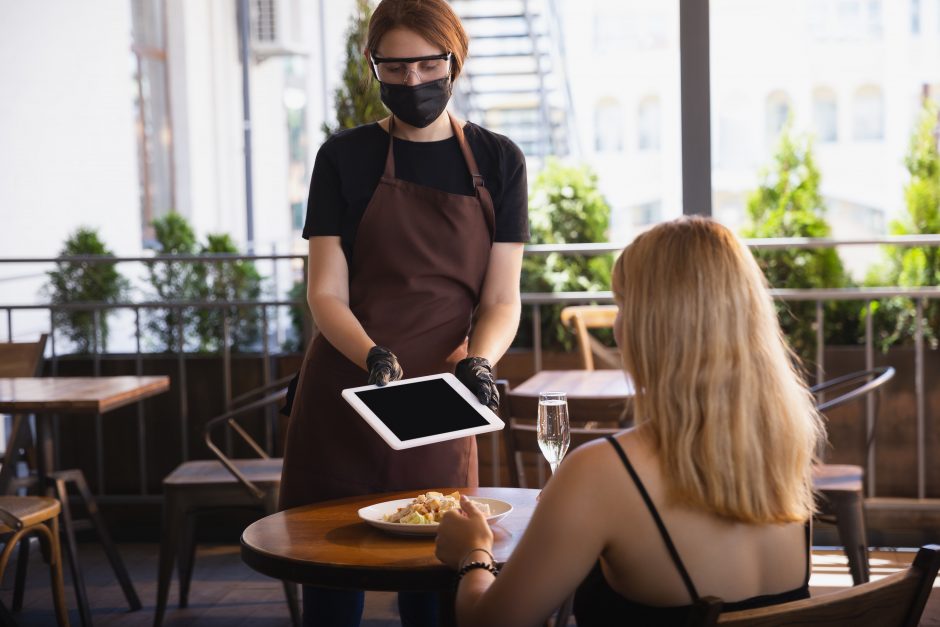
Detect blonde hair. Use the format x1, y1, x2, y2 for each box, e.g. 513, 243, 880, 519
612, 216, 823, 524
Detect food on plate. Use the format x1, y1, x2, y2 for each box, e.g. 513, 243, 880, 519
383, 491, 491, 525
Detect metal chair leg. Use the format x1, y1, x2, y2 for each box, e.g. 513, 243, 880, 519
154, 489, 185, 627
53, 475, 93, 627
177, 514, 197, 608
822, 488, 870, 585
55, 469, 141, 611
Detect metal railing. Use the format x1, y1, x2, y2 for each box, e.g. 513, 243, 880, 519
2, 236, 940, 503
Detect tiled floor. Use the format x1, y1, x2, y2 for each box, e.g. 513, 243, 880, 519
6, 543, 940, 625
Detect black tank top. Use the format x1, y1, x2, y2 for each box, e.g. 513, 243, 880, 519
572, 435, 811, 627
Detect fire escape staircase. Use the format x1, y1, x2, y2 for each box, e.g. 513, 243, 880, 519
450, 0, 578, 160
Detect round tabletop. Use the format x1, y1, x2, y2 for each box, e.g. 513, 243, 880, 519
241, 487, 539, 591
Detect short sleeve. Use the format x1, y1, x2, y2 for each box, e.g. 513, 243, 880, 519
302, 142, 345, 239
494, 140, 530, 243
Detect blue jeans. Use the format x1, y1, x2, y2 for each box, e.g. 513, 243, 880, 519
302, 586, 439, 627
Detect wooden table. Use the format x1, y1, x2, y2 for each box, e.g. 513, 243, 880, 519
241, 487, 538, 592
0, 376, 170, 484
0, 375, 170, 626
511, 369, 634, 400
509, 369, 634, 425
0, 376, 170, 414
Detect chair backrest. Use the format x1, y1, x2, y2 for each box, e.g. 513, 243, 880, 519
0, 334, 47, 378
811, 367, 895, 457
202, 375, 294, 502
559, 305, 619, 370
811, 366, 895, 413
497, 380, 621, 488
691, 544, 940, 627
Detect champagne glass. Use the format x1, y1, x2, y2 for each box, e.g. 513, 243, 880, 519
537, 391, 571, 475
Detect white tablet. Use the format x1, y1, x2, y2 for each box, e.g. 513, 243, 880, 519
341, 373, 505, 450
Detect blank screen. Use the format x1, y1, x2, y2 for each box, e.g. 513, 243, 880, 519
353, 378, 489, 441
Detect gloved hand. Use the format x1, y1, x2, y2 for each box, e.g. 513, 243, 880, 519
455, 356, 499, 413
367, 345, 403, 386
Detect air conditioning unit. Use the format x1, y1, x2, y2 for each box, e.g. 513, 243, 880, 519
250, 0, 307, 61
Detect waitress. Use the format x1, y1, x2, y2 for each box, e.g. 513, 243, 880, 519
279, 0, 528, 625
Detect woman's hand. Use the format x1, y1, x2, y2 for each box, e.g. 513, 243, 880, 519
435, 496, 495, 569
366, 345, 403, 386
455, 357, 499, 413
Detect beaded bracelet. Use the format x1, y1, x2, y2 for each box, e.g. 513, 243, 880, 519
456, 560, 499, 583
459, 547, 496, 570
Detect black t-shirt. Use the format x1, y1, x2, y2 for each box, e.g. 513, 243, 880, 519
302, 121, 529, 262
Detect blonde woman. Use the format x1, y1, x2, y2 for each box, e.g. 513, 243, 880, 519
435, 216, 824, 627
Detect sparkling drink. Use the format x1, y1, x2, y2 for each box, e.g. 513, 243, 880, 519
537, 394, 571, 475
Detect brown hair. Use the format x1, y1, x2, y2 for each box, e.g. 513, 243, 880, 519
612, 216, 823, 524
365, 0, 469, 80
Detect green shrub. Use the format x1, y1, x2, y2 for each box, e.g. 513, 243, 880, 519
192, 234, 265, 353
44, 228, 129, 354
519, 159, 613, 351
866, 99, 940, 349
144, 212, 202, 352
741, 123, 858, 368
322, 0, 385, 137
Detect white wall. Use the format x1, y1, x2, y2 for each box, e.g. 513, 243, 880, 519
0, 1, 141, 261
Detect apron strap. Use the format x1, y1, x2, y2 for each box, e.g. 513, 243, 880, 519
384, 114, 496, 240
383, 117, 397, 181
450, 116, 496, 241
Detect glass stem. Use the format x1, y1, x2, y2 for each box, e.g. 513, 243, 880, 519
549, 462, 560, 475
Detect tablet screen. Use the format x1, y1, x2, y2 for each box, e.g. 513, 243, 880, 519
351, 378, 489, 441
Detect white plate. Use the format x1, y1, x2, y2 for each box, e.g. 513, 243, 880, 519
358, 496, 513, 536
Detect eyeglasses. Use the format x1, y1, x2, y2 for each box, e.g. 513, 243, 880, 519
370, 52, 452, 85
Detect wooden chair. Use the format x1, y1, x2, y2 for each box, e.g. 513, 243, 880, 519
690, 544, 940, 626
0, 334, 47, 494
0, 496, 69, 626
559, 305, 619, 370
497, 380, 622, 627
0, 335, 142, 625
498, 381, 624, 489
811, 367, 895, 586
154, 375, 300, 627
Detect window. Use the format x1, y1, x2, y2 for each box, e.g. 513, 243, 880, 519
716, 93, 754, 169
765, 90, 792, 143
853, 85, 884, 140
912, 0, 921, 34
637, 96, 662, 151
594, 98, 624, 153
813, 88, 839, 142
131, 0, 174, 246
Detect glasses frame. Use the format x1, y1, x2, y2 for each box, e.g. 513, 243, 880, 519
369, 52, 453, 84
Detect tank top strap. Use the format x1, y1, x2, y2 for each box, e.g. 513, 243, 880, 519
802, 519, 812, 587
604, 435, 700, 601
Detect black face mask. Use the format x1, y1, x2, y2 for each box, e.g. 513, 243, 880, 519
379, 77, 452, 129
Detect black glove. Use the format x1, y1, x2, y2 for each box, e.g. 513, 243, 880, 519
455, 356, 499, 413
367, 345, 403, 386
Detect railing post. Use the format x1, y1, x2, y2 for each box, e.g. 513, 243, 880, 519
532, 304, 542, 373
815, 300, 825, 386
262, 305, 273, 455
865, 300, 875, 498
915, 298, 925, 499
5, 307, 11, 342
223, 309, 233, 457
178, 307, 189, 461
135, 307, 148, 496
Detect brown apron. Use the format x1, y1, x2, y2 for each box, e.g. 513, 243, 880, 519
279, 115, 495, 509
